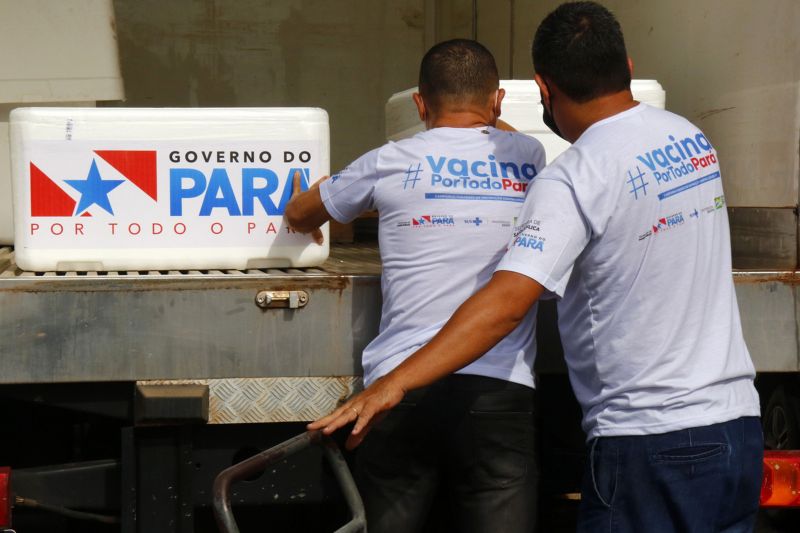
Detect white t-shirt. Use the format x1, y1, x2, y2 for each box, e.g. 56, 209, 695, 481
496, 103, 760, 439
321, 126, 546, 388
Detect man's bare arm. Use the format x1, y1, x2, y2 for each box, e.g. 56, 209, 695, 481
284, 171, 331, 244
308, 270, 545, 449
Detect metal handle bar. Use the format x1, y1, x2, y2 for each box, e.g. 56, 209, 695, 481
213, 429, 366, 533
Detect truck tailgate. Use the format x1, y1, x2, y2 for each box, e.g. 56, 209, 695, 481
0, 244, 381, 385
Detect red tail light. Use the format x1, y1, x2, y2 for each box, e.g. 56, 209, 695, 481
0, 466, 10, 527
761, 451, 800, 507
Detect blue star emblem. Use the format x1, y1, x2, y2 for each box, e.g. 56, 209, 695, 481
65, 160, 125, 215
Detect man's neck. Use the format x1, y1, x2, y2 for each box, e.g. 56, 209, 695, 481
562, 90, 637, 142
427, 109, 495, 129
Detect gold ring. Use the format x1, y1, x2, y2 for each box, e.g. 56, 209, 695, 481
350, 407, 359, 417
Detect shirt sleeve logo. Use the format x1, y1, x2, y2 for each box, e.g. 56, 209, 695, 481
512, 218, 545, 251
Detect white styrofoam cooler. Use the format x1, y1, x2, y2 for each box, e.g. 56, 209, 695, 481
10, 107, 330, 271
0, 0, 124, 245
2, 103, 102, 245
386, 79, 666, 162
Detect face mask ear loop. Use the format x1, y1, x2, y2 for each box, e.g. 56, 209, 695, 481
491, 90, 500, 126
544, 80, 555, 125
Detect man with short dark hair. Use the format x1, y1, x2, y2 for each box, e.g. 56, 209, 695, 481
310, 3, 763, 532
288, 39, 545, 533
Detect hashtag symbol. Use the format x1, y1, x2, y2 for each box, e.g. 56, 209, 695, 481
627, 166, 649, 200
403, 163, 423, 190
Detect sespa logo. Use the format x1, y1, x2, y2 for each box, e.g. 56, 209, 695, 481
27, 146, 313, 242
626, 132, 721, 201
425, 154, 536, 193
512, 218, 544, 250
411, 215, 455, 227
513, 220, 541, 236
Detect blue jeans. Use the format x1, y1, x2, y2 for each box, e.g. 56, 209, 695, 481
578, 416, 763, 533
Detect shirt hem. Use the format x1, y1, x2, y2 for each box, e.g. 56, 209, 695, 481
585, 404, 761, 441
365, 350, 535, 389
455, 364, 535, 389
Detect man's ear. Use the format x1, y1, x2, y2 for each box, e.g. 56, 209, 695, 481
627, 57, 634, 77
412, 92, 426, 122
494, 88, 506, 117
534, 74, 549, 107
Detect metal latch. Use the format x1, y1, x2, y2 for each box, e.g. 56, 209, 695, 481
254, 290, 309, 309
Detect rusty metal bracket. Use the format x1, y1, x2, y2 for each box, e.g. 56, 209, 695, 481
212, 430, 365, 533
254, 290, 309, 309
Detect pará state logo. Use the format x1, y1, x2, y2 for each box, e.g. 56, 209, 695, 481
31, 150, 157, 217
647, 211, 685, 237
411, 215, 455, 227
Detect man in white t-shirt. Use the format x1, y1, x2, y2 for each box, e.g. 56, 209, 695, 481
288, 39, 546, 533
310, 3, 763, 532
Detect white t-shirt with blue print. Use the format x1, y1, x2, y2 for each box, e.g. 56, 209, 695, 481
321, 126, 546, 388
496, 103, 760, 439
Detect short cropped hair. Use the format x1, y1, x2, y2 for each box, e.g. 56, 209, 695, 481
532, 1, 630, 102
418, 39, 499, 109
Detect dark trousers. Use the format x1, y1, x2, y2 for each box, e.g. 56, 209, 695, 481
577, 416, 763, 533
355, 374, 538, 533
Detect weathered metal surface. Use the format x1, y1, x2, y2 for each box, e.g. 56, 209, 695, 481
2, 242, 798, 385
729, 207, 797, 270
0, 245, 381, 384
734, 272, 800, 372
141, 376, 362, 424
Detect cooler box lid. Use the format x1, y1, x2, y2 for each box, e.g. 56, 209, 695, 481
385, 79, 666, 163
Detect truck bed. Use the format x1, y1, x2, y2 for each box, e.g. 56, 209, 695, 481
0, 244, 382, 385
0, 244, 795, 387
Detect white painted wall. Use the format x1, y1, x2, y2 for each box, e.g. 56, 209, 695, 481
110, 0, 427, 174
511, 0, 800, 208
109, 0, 799, 207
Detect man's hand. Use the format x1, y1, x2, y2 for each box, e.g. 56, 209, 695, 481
307, 374, 406, 449
285, 170, 329, 245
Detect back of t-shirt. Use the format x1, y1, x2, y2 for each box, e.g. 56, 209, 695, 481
321, 126, 546, 387
496, 104, 759, 438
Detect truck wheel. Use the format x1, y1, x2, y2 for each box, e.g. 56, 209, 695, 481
763, 385, 800, 450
